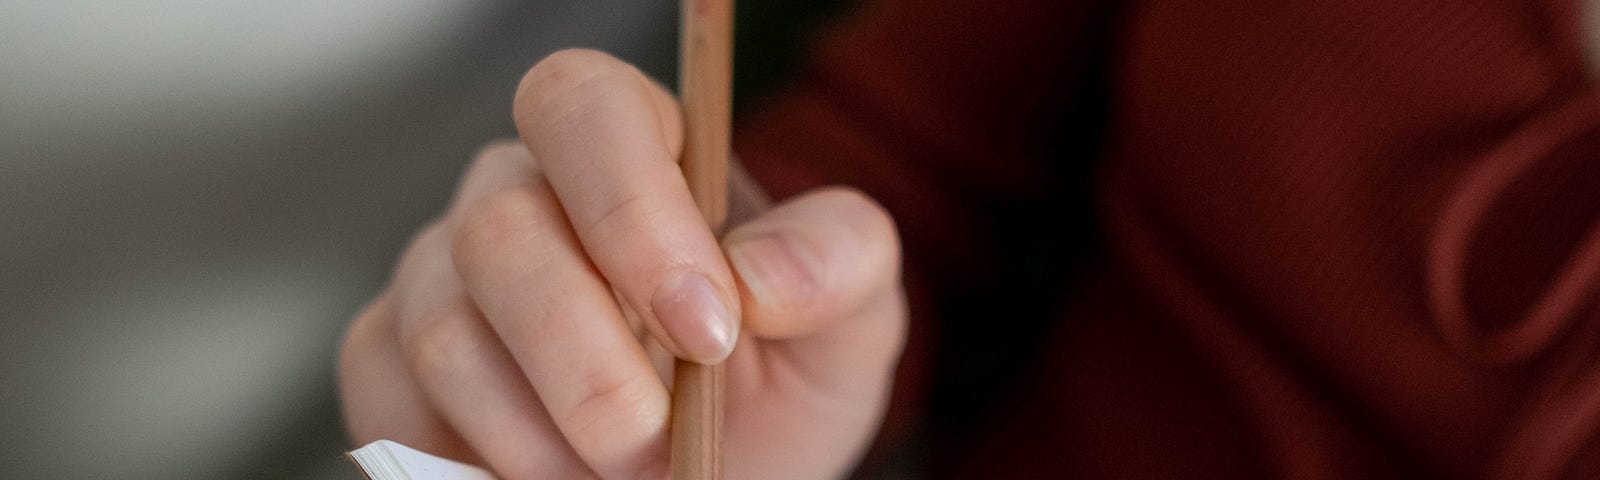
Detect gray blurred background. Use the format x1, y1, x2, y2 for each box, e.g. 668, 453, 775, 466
0, 1, 847, 478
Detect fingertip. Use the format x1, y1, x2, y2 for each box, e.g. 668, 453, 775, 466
514, 49, 628, 109
513, 49, 643, 146
725, 186, 901, 339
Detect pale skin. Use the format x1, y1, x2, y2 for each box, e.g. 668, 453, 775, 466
337, 49, 908, 479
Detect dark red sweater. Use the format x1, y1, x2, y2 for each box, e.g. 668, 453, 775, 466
736, 0, 1600, 477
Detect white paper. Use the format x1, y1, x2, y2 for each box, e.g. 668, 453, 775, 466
347, 440, 497, 480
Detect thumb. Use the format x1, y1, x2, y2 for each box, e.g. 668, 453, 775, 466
722, 186, 902, 340
718, 186, 907, 479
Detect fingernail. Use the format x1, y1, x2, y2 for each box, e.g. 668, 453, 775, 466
726, 233, 819, 312
652, 271, 736, 363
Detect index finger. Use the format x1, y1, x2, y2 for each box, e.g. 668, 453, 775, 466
512, 49, 740, 364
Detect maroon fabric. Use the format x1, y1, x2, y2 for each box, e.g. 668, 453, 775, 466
735, 0, 1600, 478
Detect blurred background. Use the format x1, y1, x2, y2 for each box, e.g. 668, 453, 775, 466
0, 1, 848, 478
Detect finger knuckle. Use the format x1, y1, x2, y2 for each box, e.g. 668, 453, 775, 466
473, 138, 528, 163
401, 310, 474, 381
516, 49, 640, 130
451, 187, 541, 267
397, 221, 448, 272
462, 139, 535, 184
578, 188, 659, 244
449, 140, 542, 220
561, 369, 657, 442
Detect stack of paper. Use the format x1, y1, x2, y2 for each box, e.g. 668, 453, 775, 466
346, 440, 496, 480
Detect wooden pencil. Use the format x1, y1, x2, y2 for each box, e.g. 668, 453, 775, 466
671, 0, 732, 479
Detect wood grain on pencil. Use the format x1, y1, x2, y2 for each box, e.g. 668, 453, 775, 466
672, 0, 732, 479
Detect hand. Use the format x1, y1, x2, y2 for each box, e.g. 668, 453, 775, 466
337, 49, 907, 479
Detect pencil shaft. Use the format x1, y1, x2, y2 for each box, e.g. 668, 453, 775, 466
671, 361, 724, 479
671, 0, 732, 479
678, 0, 732, 227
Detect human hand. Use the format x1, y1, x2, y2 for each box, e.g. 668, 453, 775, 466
337, 49, 907, 479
